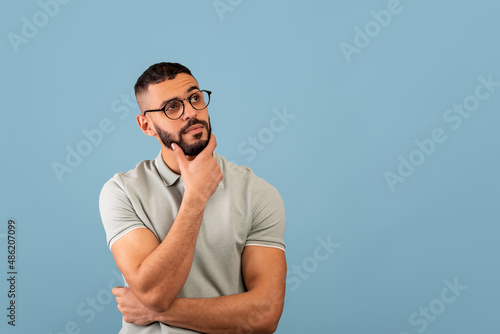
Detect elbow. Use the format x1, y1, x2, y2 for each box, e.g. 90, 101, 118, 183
267, 320, 279, 334
141, 290, 176, 313
250, 323, 278, 334
254, 298, 284, 334
148, 300, 173, 314
256, 318, 279, 334
249, 306, 283, 334
131, 282, 176, 313
129, 274, 177, 312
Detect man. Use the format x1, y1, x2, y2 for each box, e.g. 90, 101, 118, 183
99, 62, 286, 334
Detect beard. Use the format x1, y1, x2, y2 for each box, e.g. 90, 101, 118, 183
154, 117, 211, 156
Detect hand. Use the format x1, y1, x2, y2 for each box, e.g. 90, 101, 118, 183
112, 286, 159, 326
172, 134, 223, 204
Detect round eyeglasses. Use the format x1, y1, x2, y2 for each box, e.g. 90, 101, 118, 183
143, 90, 211, 120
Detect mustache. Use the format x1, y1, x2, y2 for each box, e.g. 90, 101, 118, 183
180, 118, 209, 134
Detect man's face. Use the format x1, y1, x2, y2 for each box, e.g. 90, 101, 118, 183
138, 73, 211, 156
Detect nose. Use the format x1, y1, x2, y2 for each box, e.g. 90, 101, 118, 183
182, 101, 198, 120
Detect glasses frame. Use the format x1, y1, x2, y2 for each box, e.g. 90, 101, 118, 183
143, 90, 212, 120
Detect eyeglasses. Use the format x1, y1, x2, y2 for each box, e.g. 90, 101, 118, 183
143, 90, 212, 120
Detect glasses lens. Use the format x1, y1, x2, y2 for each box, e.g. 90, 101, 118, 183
164, 100, 184, 119
190, 91, 210, 110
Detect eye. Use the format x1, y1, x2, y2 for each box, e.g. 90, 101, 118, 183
190, 93, 201, 103
165, 100, 182, 111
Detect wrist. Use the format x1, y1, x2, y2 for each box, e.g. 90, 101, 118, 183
150, 309, 162, 323
182, 191, 208, 209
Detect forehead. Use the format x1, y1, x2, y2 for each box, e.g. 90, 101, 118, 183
141, 73, 199, 109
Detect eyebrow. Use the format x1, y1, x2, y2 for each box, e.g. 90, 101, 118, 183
157, 85, 200, 109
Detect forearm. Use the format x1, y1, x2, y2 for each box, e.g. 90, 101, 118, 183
115, 248, 286, 332
156, 291, 283, 334
133, 193, 206, 310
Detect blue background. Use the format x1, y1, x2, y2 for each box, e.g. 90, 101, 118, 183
1, 0, 499, 333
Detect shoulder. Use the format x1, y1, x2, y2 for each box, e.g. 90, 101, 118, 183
100, 158, 158, 197
214, 152, 280, 196
215, 152, 253, 178
214, 152, 261, 186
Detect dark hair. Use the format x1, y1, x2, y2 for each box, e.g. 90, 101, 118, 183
134, 62, 194, 96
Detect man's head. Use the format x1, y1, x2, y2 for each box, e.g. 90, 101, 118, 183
135, 62, 211, 157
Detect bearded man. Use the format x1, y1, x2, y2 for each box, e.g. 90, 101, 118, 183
99, 62, 286, 334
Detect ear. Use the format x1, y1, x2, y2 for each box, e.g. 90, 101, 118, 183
136, 114, 157, 137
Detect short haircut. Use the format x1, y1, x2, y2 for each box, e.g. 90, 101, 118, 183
134, 62, 194, 97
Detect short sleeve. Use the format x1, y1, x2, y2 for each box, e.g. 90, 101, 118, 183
245, 176, 286, 251
99, 175, 147, 249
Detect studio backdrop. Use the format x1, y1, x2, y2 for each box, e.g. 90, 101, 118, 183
1, 0, 499, 333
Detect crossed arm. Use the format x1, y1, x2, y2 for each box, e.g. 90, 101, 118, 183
109, 135, 286, 333
112, 243, 286, 334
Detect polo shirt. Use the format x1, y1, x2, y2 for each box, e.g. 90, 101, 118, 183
99, 151, 286, 334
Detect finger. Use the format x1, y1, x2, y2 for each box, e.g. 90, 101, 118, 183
199, 134, 217, 157
112, 287, 123, 296
171, 142, 187, 165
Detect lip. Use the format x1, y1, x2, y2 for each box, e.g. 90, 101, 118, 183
184, 125, 204, 134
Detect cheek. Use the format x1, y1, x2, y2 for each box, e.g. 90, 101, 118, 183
161, 122, 182, 136
202, 115, 211, 127
158, 124, 182, 139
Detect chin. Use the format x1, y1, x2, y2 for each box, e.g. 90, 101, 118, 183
186, 130, 207, 141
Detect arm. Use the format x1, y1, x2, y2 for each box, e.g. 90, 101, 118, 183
111, 134, 222, 312
113, 245, 286, 334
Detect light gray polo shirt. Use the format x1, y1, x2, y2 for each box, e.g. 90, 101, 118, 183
99, 151, 285, 334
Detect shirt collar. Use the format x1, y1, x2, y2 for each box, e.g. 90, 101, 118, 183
153, 151, 223, 187
154, 151, 181, 186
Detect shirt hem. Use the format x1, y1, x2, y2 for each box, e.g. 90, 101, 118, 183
244, 243, 285, 252
109, 226, 148, 250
